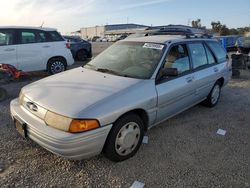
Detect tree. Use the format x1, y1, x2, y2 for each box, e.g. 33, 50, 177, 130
229, 28, 239, 35
211, 21, 230, 36
192, 19, 201, 28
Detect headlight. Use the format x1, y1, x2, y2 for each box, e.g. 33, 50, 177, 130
45, 111, 100, 133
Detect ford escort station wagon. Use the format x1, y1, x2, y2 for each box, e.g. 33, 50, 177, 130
10, 34, 231, 162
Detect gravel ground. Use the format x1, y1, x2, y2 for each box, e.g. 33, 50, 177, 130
0, 43, 250, 187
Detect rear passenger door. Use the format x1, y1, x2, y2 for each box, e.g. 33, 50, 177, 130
187, 42, 221, 101
155, 44, 197, 123
0, 29, 18, 67
17, 29, 52, 71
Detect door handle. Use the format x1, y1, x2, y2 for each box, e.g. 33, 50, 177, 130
213, 67, 219, 72
186, 77, 193, 83
4, 48, 15, 51
43, 45, 51, 48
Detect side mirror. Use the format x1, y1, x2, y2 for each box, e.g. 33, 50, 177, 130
157, 67, 178, 81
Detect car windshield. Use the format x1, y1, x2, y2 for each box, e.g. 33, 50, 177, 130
84, 41, 165, 79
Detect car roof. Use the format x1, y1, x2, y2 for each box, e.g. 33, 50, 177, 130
0, 26, 57, 31
123, 35, 216, 44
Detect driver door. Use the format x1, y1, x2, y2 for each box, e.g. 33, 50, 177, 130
155, 44, 197, 123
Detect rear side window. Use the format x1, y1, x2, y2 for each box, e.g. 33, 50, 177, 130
188, 43, 207, 69
20, 30, 49, 44
207, 41, 227, 62
21, 31, 36, 44
48, 31, 64, 41
0, 30, 14, 46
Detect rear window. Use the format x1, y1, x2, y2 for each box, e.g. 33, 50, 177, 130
48, 31, 64, 41
207, 41, 227, 62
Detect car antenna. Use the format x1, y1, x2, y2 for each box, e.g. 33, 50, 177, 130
40, 21, 44, 28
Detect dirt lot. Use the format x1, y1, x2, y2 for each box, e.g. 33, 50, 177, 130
0, 43, 250, 187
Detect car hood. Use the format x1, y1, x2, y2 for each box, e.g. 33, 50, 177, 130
22, 67, 142, 118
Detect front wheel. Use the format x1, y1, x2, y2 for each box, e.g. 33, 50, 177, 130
203, 81, 221, 107
47, 57, 66, 74
103, 113, 144, 162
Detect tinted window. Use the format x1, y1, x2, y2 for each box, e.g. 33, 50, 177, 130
164, 44, 190, 74
21, 31, 36, 44
48, 31, 64, 41
0, 30, 14, 46
204, 45, 216, 64
207, 41, 227, 62
188, 43, 207, 69
37, 31, 47, 43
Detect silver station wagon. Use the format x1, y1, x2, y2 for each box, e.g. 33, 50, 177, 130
10, 34, 231, 162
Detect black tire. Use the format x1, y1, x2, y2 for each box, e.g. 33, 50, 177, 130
202, 81, 221, 107
47, 57, 67, 75
103, 113, 144, 162
77, 50, 88, 61
0, 88, 8, 102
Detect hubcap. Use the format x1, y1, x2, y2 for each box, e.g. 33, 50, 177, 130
211, 85, 220, 104
51, 61, 65, 74
115, 122, 141, 156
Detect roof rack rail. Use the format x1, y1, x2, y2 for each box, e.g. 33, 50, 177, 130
127, 27, 213, 39
145, 30, 212, 39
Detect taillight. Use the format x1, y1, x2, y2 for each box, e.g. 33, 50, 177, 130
66, 42, 70, 49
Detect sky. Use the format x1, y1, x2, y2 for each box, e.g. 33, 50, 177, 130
0, 0, 249, 34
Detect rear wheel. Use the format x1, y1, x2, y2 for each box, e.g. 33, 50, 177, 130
202, 81, 221, 107
103, 113, 144, 162
47, 57, 66, 74
77, 50, 88, 61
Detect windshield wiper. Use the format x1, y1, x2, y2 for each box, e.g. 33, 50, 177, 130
97, 68, 133, 78
96, 68, 123, 76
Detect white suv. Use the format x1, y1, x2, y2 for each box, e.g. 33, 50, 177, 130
0, 26, 74, 74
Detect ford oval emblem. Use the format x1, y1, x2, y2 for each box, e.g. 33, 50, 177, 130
26, 102, 38, 112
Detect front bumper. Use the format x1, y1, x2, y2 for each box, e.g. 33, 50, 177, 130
10, 99, 112, 160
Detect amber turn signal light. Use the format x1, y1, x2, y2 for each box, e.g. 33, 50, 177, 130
69, 119, 100, 133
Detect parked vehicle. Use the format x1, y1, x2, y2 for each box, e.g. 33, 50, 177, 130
115, 35, 128, 41
0, 26, 74, 74
10, 34, 231, 162
215, 35, 239, 52
92, 36, 101, 42
63, 36, 92, 61
235, 35, 250, 54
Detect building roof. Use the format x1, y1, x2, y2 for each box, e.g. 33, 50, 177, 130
0, 26, 57, 31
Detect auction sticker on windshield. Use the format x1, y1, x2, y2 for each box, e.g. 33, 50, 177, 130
143, 43, 164, 50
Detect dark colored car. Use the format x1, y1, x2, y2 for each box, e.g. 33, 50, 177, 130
115, 35, 128, 41
63, 36, 92, 61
